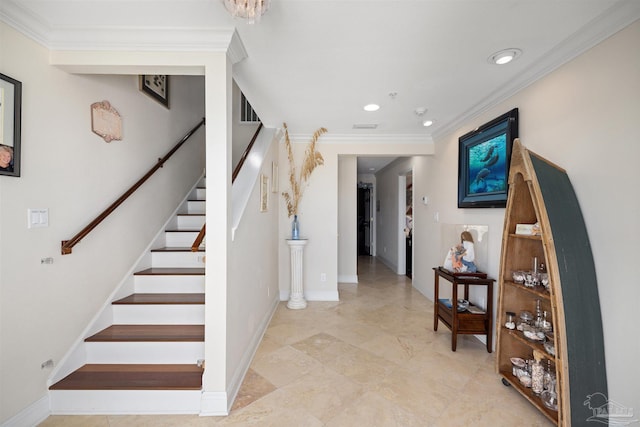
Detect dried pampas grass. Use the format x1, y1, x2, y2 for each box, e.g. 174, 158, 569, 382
281, 123, 327, 217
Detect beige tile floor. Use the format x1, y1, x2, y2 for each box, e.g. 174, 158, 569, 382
40, 256, 553, 426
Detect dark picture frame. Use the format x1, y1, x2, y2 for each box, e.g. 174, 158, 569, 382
457, 108, 518, 208
0, 72, 22, 177
139, 75, 169, 108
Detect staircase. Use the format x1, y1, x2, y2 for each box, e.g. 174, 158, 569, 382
49, 180, 206, 414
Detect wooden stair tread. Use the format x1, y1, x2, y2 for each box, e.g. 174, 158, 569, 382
86, 325, 204, 342
49, 364, 203, 390
113, 293, 205, 305
150, 247, 205, 252
134, 267, 204, 276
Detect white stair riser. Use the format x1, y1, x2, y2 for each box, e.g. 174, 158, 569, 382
165, 232, 200, 247
152, 251, 205, 268
50, 390, 202, 414
176, 215, 205, 229
85, 342, 203, 364
134, 276, 204, 293
113, 305, 204, 325
193, 188, 206, 199
187, 201, 205, 214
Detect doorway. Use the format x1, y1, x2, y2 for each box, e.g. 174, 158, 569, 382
405, 172, 413, 278
357, 183, 373, 256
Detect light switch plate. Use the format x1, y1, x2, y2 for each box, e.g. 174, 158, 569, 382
28, 208, 49, 228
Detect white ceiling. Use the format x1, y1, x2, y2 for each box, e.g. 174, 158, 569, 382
2, 0, 639, 173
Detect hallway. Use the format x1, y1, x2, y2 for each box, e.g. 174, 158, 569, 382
40, 256, 552, 426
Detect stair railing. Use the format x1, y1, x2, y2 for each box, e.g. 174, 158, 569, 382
62, 118, 206, 255
191, 122, 262, 252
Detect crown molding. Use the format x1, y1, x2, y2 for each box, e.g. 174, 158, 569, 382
0, 0, 235, 52
433, 0, 640, 141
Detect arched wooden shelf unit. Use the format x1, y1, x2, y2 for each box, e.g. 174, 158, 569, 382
496, 139, 607, 426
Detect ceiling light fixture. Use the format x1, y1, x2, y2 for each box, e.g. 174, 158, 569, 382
222, 0, 270, 24
363, 104, 380, 112
488, 48, 522, 65
422, 120, 433, 127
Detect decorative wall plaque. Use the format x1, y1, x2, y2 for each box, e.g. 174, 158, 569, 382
91, 101, 122, 142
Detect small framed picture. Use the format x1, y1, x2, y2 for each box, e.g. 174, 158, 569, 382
271, 161, 278, 193
139, 75, 169, 108
260, 174, 269, 212
0, 72, 22, 177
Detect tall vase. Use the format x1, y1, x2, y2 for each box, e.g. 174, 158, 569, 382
291, 214, 300, 240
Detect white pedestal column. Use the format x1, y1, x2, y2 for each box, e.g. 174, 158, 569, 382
286, 239, 308, 309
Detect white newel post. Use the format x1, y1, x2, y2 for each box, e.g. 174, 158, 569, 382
286, 239, 308, 309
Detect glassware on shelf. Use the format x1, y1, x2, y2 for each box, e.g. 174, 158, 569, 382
541, 311, 553, 333
543, 360, 556, 391
544, 331, 556, 356
540, 274, 550, 290
512, 270, 525, 283
505, 311, 516, 330
517, 310, 534, 331
531, 351, 544, 395
534, 299, 544, 328
541, 377, 559, 411
510, 357, 525, 377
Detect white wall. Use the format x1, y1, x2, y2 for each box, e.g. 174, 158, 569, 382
0, 23, 206, 423
411, 20, 640, 411
227, 131, 279, 406
337, 156, 357, 283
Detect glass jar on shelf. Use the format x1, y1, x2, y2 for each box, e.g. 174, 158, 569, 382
505, 311, 516, 330
517, 310, 534, 331
531, 351, 544, 395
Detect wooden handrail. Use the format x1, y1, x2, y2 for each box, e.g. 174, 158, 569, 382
191, 224, 206, 252
62, 118, 206, 255
232, 122, 263, 182
191, 122, 263, 252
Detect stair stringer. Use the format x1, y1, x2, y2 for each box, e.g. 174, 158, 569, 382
47, 173, 206, 398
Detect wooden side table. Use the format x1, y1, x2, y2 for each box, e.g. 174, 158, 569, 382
433, 267, 494, 352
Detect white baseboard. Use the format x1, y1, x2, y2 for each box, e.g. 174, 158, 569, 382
1, 395, 49, 427
338, 274, 358, 283
200, 392, 229, 416
280, 290, 340, 302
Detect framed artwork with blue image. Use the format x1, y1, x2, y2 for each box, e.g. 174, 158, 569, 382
458, 108, 518, 208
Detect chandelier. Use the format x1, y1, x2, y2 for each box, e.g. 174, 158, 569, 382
222, 0, 270, 24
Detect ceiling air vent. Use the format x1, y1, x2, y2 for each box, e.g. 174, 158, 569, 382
353, 124, 378, 129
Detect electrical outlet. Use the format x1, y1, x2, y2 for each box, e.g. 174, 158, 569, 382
320, 273, 327, 282
40, 257, 54, 264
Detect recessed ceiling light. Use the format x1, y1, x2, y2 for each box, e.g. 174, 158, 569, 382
363, 104, 380, 112
422, 120, 433, 127
488, 48, 522, 65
